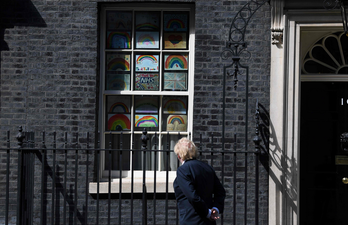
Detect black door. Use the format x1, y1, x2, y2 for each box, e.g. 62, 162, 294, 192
300, 82, 348, 224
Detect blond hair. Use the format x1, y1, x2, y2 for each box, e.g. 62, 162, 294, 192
174, 138, 197, 161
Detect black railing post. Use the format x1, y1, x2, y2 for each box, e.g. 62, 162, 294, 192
16, 126, 24, 225
253, 100, 261, 225
52, 132, 56, 225
141, 128, 149, 225
41, 131, 46, 225
5, 131, 10, 225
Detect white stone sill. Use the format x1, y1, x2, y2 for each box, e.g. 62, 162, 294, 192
89, 177, 175, 194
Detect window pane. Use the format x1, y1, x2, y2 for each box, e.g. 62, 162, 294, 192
135, 11, 160, 31
162, 96, 188, 132
106, 96, 131, 131
105, 134, 131, 170
163, 12, 188, 32
163, 72, 187, 91
164, 53, 188, 70
135, 73, 159, 91
135, 54, 159, 72
135, 96, 159, 113
135, 11, 160, 49
164, 33, 187, 49
106, 11, 132, 49
162, 96, 188, 114
106, 73, 130, 90
106, 53, 131, 72
133, 134, 160, 170
161, 134, 180, 171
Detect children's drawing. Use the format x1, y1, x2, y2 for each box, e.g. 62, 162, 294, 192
135, 115, 159, 128
136, 32, 159, 49
163, 13, 188, 32
107, 53, 131, 71
166, 115, 187, 132
163, 97, 187, 114
135, 73, 159, 91
135, 12, 160, 31
164, 33, 186, 49
163, 73, 187, 90
164, 54, 188, 70
106, 32, 131, 49
106, 74, 130, 90
135, 54, 159, 71
107, 96, 131, 113
135, 96, 159, 114
108, 114, 131, 131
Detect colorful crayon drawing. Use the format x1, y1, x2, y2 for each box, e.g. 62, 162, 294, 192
135, 96, 158, 113
107, 32, 131, 49
135, 12, 160, 31
109, 102, 130, 113
108, 114, 131, 131
106, 74, 130, 90
136, 32, 159, 49
164, 13, 188, 32
163, 97, 187, 114
135, 55, 159, 71
107, 11, 132, 30
107, 54, 130, 71
167, 115, 187, 132
135, 73, 159, 91
164, 33, 186, 49
135, 115, 158, 127
163, 73, 187, 90
164, 54, 188, 70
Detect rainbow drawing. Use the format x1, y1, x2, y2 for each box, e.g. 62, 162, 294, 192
135, 97, 158, 113
166, 19, 185, 30
136, 23, 159, 30
106, 74, 130, 90
135, 12, 160, 30
163, 98, 187, 114
167, 115, 185, 125
107, 32, 131, 49
137, 55, 158, 64
137, 34, 155, 46
108, 114, 131, 131
164, 14, 188, 32
166, 115, 187, 132
135, 54, 159, 71
164, 54, 188, 70
136, 32, 159, 48
109, 102, 130, 113
135, 115, 158, 127
107, 55, 130, 71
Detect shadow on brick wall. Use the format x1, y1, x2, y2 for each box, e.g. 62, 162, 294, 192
0, 0, 46, 109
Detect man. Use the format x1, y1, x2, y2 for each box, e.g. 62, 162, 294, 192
173, 138, 226, 225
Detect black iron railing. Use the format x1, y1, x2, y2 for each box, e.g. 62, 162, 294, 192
0, 128, 263, 225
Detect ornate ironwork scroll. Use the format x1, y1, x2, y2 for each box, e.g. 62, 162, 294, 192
221, 0, 269, 152
323, 0, 340, 10
323, 0, 348, 35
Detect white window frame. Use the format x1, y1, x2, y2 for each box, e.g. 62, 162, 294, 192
93, 3, 195, 193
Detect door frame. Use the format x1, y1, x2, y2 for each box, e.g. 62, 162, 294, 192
269, 9, 343, 225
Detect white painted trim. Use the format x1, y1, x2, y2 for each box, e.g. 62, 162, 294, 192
269, 9, 344, 225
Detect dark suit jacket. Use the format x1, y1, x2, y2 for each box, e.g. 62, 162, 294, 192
173, 159, 226, 225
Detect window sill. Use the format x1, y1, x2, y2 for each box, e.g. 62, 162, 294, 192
89, 177, 175, 194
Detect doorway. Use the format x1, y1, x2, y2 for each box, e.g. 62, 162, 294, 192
300, 82, 348, 224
